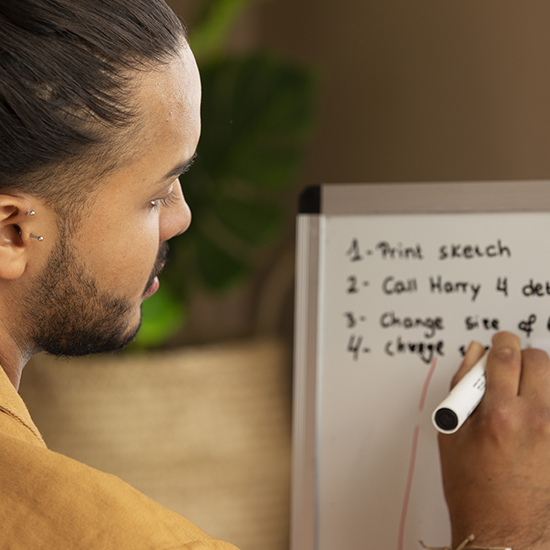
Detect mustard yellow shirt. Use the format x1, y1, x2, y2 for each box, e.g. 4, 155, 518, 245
0, 367, 238, 550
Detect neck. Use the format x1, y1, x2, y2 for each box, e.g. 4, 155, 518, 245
0, 313, 36, 390
0, 342, 32, 390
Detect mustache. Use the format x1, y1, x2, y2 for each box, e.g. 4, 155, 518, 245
143, 242, 169, 296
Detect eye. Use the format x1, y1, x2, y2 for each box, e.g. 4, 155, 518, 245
150, 184, 180, 210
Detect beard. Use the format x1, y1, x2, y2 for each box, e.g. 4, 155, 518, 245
20, 235, 168, 357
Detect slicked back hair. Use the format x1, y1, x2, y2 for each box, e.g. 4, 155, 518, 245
0, 0, 186, 220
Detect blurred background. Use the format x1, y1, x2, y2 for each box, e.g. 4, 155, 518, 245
141, 0, 550, 351
19, 1, 550, 549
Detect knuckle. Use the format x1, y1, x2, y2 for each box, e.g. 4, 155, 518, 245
479, 402, 550, 442
529, 406, 550, 437
491, 345, 520, 365
478, 402, 518, 436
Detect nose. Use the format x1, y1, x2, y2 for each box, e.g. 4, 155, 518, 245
159, 181, 191, 242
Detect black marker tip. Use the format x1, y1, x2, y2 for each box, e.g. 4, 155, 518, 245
434, 408, 458, 432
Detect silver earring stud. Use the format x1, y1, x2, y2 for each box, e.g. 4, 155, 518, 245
30, 234, 43, 242
28, 210, 35, 216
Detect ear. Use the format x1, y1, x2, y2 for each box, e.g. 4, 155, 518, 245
0, 195, 51, 280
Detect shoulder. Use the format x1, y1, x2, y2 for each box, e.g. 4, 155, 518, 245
0, 431, 238, 550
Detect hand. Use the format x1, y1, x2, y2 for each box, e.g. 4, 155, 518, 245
439, 332, 550, 549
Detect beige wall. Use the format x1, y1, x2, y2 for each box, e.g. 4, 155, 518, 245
255, 0, 550, 185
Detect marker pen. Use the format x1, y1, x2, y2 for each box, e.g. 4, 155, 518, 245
432, 353, 487, 434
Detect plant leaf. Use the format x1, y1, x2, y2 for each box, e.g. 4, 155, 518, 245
212, 197, 283, 246
132, 51, 316, 349
195, 231, 249, 291
199, 54, 315, 189
190, 0, 265, 61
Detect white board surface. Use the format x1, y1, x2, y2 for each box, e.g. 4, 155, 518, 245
292, 182, 550, 550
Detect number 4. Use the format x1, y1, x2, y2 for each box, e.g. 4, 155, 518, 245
496, 277, 508, 297
348, 335, 363, 361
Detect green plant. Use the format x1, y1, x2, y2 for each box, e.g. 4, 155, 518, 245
133, 0, 315, 348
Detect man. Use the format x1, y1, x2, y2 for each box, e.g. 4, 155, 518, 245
0, 1, 548, 549
0, 1, 237, 548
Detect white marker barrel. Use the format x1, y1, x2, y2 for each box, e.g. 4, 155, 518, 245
432, 353, 488, 434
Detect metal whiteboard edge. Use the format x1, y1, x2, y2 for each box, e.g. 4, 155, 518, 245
291, 215, 321, 550
322, 181, 550, 215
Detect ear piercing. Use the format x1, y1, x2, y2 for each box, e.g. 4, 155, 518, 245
27, 209, 43, 241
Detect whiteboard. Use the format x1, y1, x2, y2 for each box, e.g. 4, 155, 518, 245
292, 182, 550, 550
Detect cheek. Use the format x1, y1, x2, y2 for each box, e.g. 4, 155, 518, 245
82, 213, 160, 295
112, 221, 160, 292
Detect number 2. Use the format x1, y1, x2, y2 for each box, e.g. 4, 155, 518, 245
347, 276, 358, 293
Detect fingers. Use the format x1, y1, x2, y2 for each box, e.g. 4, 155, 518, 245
451, 341, 485, 389
519, 347, 550, 400
484, 332, 522, 401
451, 332, 550, 404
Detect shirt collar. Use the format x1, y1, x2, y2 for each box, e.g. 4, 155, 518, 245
0, 366, 46, 447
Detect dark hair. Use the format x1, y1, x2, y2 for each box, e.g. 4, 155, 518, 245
0, 0, 186, 210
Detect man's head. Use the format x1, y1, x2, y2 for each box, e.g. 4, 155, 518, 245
0, 0, 201, 378
0, 0, 189, 212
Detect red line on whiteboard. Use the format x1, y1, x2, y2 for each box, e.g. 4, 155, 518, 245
419, 357, 438, 411
397, 357, 438, 550
398, 424, 420, 550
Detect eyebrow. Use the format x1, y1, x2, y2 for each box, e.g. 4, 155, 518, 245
160, 152, 198, 183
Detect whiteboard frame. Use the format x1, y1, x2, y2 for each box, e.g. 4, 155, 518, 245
292, 214, 321, 550
323, 180, 550, 215
291, 180, 550, 550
